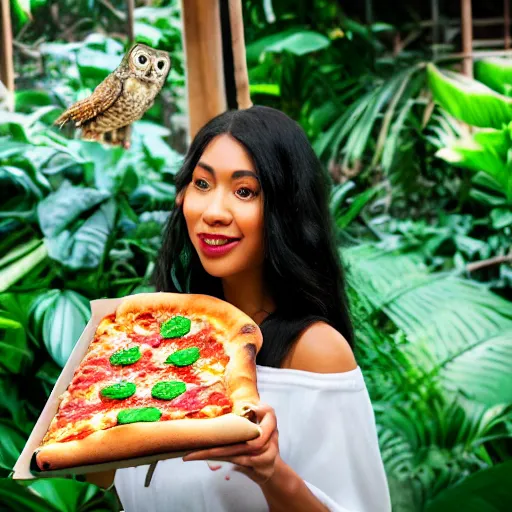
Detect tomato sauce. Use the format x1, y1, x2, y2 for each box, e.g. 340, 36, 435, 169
53, 326, 233, 442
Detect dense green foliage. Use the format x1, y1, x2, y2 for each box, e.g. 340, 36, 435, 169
1, 1, 511, 511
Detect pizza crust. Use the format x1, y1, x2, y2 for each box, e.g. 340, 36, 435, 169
35, 413, 262, 471
116, 293, 263, 417
35, 292, 264, 471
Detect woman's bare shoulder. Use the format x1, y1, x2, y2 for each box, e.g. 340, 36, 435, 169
282, 321, 357, 373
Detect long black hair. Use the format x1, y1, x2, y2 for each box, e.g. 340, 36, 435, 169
152, 105, 355, 368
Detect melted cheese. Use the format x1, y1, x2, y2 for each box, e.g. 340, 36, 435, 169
44, 315, 232, 444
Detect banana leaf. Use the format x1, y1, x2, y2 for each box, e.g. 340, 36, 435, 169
474, 58, 512, 96
435, 125, 512, 202
427, 63, 512, 129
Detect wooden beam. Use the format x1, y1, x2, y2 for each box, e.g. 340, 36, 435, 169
435, 48, 512, 61
411, 17, 505, 30
181, 0, 226, 140
228, 0, 251, 109
0, 0, 14, 111
461, 0, 473, 77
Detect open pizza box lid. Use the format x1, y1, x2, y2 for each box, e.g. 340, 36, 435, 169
12, 294, 235, 483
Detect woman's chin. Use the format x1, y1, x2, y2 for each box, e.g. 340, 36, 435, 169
200, 259, 242, 279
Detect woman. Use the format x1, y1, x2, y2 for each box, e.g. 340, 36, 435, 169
113, 106, 391, 511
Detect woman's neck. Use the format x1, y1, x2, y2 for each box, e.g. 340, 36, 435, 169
222, 267, 275, 325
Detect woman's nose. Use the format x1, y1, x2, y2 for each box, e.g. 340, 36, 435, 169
202, 191, 232, 226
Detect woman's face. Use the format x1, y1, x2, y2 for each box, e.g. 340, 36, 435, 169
182, 134, 265, 279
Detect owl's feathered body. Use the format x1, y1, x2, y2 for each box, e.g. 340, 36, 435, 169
54, 43, 171, 149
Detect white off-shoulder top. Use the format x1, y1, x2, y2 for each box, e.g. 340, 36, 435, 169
114, 365, 392, 511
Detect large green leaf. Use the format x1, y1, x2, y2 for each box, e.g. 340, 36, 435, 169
0, 420, 27, 473
0, 478, 59, 512
425, 461, 512, 511
28, 478, 119, 512
37, 181, 110, 238
264, 30, 330, 56
37, 181, 115, 269
427, 63, 512, 129
474, 58, 512, 96
11, 0, 32, 25
30, 290, 90, 367
246, 28, 330, 64
434, 125, 512, 201
45, 198, 117, 270
0, 165, 43, 199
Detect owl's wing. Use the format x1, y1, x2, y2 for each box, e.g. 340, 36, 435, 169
54, 74, 123, 127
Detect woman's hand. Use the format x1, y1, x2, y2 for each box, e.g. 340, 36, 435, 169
182, 403, 279, 485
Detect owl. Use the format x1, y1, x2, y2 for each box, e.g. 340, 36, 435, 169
54, 43, 171, 149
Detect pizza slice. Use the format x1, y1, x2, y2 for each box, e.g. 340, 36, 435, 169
33, 292, 263, 472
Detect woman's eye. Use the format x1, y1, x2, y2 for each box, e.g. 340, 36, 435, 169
194, 179, 209, 190
236, 187, 256, 199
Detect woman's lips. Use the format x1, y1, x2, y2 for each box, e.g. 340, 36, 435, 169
197, 235, 241, 257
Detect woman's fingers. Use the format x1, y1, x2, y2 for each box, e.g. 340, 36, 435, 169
246, 407, 277, 450
205, 444, 278, 469
183, 441, 260, 462
183, 405, 278, 462
183, 429, 278, 462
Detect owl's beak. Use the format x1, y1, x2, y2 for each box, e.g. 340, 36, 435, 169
145, 67, 153, 78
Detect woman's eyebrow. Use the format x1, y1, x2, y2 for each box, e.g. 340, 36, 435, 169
197, 161, 259, 181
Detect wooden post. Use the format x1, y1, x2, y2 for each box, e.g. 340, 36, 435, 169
505, 0, 510, 49
0, 0, 14, 111
127, 0, 135, 44
228, 0, 252, 109
181, 0, 227, 141
365, 0, 373, 25
461, 0, 473, 77
431, 0, 439, 58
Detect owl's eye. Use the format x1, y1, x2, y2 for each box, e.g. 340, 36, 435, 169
157, 60, 165, 70
138, 55, 147, 65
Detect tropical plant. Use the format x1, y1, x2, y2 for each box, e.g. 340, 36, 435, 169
427, 61, 512, 204
0, 96, 179, 508
345, 242, 512, 509
2, 2, 512, 511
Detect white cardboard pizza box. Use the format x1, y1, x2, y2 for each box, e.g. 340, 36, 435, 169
12, 293, 223, 485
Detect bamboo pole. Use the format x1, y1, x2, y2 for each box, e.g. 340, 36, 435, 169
180, 0, 226, 140
228, 0, 252, 109
461, 0, 473, 77
0, 0, 14, 111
